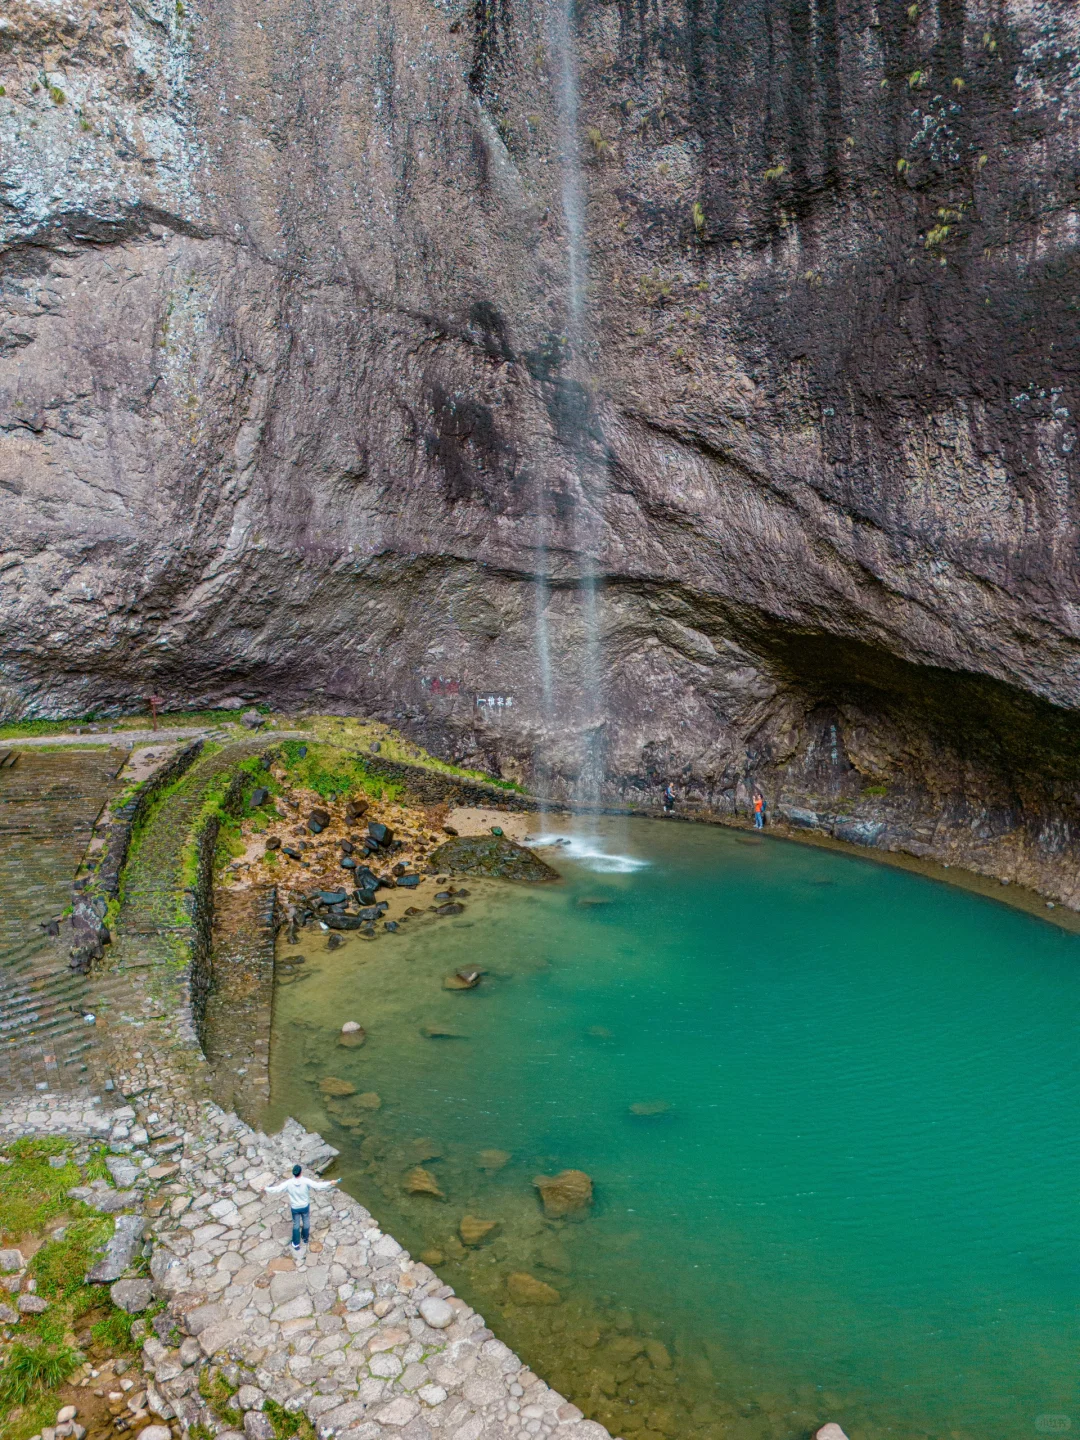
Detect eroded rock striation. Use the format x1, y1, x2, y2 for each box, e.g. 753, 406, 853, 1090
4, 0, 1080, 895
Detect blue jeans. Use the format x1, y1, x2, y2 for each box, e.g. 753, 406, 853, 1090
754, 810, 763, 829
291, 1207, 310, 1246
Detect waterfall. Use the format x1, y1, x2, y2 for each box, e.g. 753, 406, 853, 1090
540, 0, 606, 817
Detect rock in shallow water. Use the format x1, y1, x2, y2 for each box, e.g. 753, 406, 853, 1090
404, 1167, 443, 1198
427, 835, 560, 882
533, 1169, 594, 1218
507, 1271, 561, 1306
460, 1215, 499, 1246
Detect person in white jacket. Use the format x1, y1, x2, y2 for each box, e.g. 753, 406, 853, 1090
265, 1164, 340, 1253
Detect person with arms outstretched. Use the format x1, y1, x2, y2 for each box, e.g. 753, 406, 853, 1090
265, 1164, 340, 1255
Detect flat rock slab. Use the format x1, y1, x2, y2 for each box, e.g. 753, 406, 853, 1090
426, 835, 561, 882
111, 1278, 154, 1313
106, 1156, 141, 1188
87, 1213, 144, 1282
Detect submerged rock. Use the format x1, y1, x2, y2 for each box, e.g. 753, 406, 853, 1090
427, 835, 560, 883
404, 1167, 443, 1198
356, 1092, 382, 1110
337, 1028, 366, 1049
421, 1024, 467, 1039
813, 1427, 850, 1440
459, 1215, 499, 1246
476, 1148, 511, 1170
629, 1100, 672, 1117
533, 1169, 593, 1218
319, 1077, 356, 1096
507, 1271, 561, 1306
444, 968, 482, 990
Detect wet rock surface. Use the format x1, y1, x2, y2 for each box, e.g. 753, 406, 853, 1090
5, 0, 1080, 904
427, 838, 560, 884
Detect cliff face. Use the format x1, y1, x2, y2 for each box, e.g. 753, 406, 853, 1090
3, 0, 1080, 896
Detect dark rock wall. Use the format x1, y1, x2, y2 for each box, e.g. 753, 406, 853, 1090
3, 0, 1080, 895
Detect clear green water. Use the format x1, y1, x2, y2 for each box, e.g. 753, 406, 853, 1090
267, 818, 1080, 1440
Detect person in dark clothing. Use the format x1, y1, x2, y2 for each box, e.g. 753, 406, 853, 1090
663, 784, 676, 815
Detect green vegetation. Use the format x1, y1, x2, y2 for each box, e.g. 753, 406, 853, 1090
863, 784, 889, 797
0, 1342, 80, 1410
278, 741, 401, 804
30, 1219, 111, 1300
89, 1307, 135, 1353
48, 86, 65, 104
200, 1368, 242, 1428
0, 1140, 83, 1242
264, 1398, 318, 1440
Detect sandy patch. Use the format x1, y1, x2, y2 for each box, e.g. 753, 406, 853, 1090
445, 806, 533, 841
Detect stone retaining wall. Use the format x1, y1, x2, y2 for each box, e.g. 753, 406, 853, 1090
359, 757, 539, 814
69, 739, 205, 972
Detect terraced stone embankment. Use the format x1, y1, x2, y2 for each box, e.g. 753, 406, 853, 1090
0, 1080, 612, 1440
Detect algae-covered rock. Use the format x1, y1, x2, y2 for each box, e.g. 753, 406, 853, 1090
426, 836, 560, 883
533, 1168, 593, 1218
404, 1167, 443, 1198
459, 1215, 499, 1246
319, 1077, 356, 1096
507, 1271, 562, 1306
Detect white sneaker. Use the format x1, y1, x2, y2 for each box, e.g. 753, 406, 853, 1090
291, 1242, 301, 1256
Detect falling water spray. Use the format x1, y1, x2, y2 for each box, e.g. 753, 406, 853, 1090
544, 0, 607, 816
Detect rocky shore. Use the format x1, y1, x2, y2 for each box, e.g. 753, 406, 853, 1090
0, 1082, 610, 1440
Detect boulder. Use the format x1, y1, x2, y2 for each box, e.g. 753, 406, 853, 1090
87, 1214, 144, 1282
533, 1169, 593, 1218
813, 1427, 850, 1440
319, 1077, 356, 1096
338, 1027, 366, 1049
629, 1100, 672, 1117
404, 1168, 443, 1198
18, 1294, 49, 1313
418, 1297, 454, 1329
368, 821, 394, 847
250, 787, 269, 808
265, 837, 281, 851
110, 1278, 154, 1313
0, 1303, 17, 1324
459, 1216, 499, 1246
240, 711, 265, 730
356, 1092, 382, 1110
507, 1272, 561, 1306
426, 835, 560, 882
0, 1250, 24, 1273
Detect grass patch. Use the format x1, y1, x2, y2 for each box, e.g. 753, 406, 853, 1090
199, 1367, 242, 1428
0, 1141, 82, 1243
30, 1219, 111, 1300
264, 1398, 318, 1440
862, 784, 889, 797
279, 741, 401, 804
89, 1307, 135, 1353
0, 1341, 80, 1409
